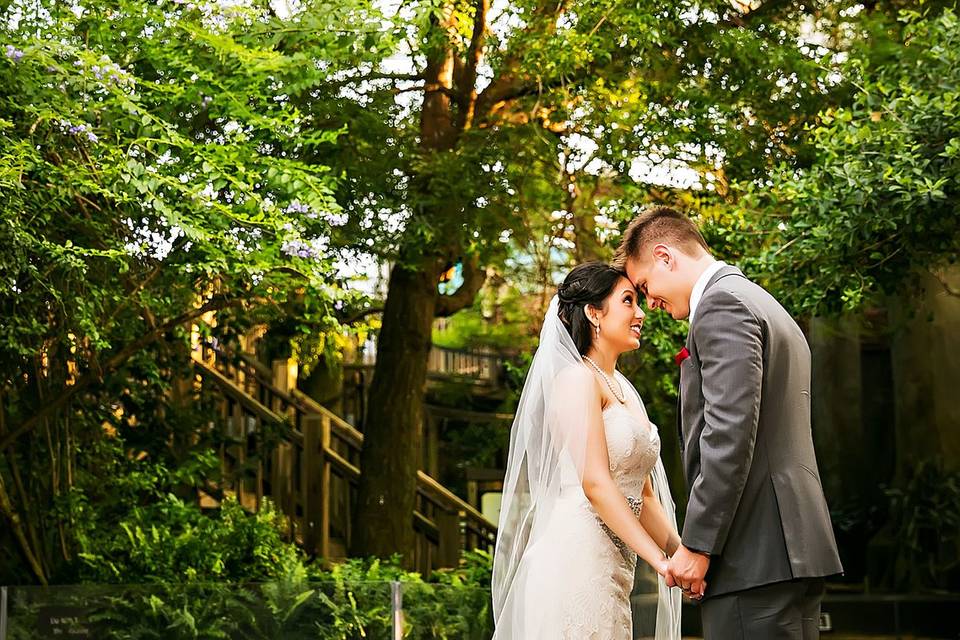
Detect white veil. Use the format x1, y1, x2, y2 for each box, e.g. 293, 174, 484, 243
491, 295, 681, 639
621, 369, 683, 640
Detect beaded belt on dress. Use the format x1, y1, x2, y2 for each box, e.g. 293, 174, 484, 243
596, 495, 643, 554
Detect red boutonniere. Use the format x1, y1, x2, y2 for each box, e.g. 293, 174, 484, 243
675, 347, 690, 366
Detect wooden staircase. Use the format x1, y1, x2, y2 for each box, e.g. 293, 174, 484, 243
190, 342, 497, 574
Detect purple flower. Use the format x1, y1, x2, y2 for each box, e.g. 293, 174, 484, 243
327, 212, 349, 226
281, 239, 319, 260
58, 119, 97, 143
285, 201, 310, 215
280, 239, 324, 260
5, 45, 24, 62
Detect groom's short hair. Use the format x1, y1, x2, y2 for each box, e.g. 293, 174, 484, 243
613, 205, 710, 267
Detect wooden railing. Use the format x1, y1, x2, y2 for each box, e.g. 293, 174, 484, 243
191, 342, 497, 573
353, 344, 508, 387
427, 346, 506, 386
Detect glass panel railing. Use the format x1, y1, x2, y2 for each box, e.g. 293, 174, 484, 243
0, 581, 497, 640
1, 580, 406, 640
398, 582, 492, 640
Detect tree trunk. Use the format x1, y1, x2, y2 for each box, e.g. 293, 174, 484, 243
351, 260, 437, 564
350, 1, 496, 564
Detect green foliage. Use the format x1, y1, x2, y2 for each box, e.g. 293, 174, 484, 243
882, 460, 960, 591
5, 555, 494, 639
750, 9, 960, 315
31, 437, 300, 585
0, 0, 369, 585
0, 0, 346, 360
74, 495, 302, 584
5, 436, 494, 636
431, 294, 538, 353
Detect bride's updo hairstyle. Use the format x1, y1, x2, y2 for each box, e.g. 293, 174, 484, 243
557, 262, 627, 355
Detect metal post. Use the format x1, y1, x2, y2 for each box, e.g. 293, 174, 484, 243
1, 585, 9, 640
391, 581, 403, 640
893, 599, 901, 640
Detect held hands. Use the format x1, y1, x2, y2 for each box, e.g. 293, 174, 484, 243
664, 545, 709, 600
654, 557, 670, 579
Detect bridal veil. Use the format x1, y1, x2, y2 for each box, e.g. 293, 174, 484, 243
491, 295, 681, 639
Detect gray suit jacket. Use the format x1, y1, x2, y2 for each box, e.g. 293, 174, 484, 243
678, 265, 843, 597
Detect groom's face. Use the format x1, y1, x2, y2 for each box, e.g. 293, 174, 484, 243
625, 248, 691, 320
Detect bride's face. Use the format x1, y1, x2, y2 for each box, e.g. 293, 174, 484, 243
593, 277, 646, 353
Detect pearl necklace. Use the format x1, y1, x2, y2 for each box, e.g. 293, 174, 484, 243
582, 356, 625, 404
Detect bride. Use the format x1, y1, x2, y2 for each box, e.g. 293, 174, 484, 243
491, 262, 683, 640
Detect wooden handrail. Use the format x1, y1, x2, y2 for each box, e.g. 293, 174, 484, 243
325, 447, 360, 478
192, 343, 497, 573
416, 470, 491, 524
425, 403, 514, 423
291, 389, 363, 449
202, 342, 365, 446
195, 359, 288, 427
236, 350, 274, 379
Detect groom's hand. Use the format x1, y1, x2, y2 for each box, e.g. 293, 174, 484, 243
667, 545, 709, 599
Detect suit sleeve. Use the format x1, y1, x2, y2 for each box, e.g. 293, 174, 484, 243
681, 288, 763, 555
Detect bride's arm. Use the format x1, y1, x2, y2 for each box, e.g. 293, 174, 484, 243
639, 476, 681, 557
558, 367, 669, 576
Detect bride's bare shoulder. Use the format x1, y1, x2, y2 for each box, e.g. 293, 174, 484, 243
552, 363, 602, 403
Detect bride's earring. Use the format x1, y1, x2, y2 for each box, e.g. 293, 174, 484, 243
595, 323, 600, 339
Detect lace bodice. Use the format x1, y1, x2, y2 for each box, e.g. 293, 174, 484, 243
602, 402, 661, 496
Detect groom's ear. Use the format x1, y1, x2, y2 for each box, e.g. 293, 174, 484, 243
651, 243, 673, 267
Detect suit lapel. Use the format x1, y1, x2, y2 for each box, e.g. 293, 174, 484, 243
677, 265, 746, 454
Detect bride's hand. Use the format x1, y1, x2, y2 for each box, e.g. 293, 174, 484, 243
655, 557, 671, 578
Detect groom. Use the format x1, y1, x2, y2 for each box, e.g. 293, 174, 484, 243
615, 206, 843, 638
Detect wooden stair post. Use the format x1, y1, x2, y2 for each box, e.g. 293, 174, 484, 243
302, 413, 331, 559
272, 358, 298, 536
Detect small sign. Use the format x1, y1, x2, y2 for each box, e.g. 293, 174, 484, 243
37, 606, 92, 637
819, 611, 833, 632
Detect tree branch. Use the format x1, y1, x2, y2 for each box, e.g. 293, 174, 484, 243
473, 0, 573, 119
0, 471, 47, 584
932, 269, 960, 297
475, 63, 600, 123
0, 294, 243, 453
435, 255, 487, 317
458, 0, 489, 130
722, 0, 795, 29
326, 71, 425, 91
339, 305, 385, 325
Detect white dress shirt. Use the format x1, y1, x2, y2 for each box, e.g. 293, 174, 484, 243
688, 260, 727, 326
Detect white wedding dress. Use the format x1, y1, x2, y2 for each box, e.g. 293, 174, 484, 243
492, 297, 680, 640
505, 399, 662, 639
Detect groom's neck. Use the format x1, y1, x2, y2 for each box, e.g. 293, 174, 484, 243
683, 253, 717, 293
689, 253, 717, 277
